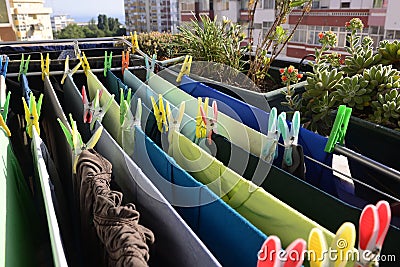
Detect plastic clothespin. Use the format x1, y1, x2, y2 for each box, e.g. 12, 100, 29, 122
151, 94, 168, 133
40, 53, 50, 81
324, 105, 352, 153
0, 90, 11, 137
176, 55, 192, 83
58, 113, 103, 173
145, 54, 157, 81
130, 31, 139, 53
200, 100, 218, 145
78, 51, 90, 75
73, 40, 82, 59
195, 97, 208, 139
278, 111, 300, 167
61, 55, 82, 84
122, 50, 130, 75
18, 54, 30, 81
119, 87, 132, 126
261, 107, 280, 162
121, 97, 141, 133
22, 92, 43, 138
104, 51, 113, 77
0, 55, 9, 77
81, 86, 94, 123
89, 89, 114, 131
166, 101, 185, 143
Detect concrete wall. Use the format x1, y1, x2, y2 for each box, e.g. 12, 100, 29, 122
385, 0, 400, 30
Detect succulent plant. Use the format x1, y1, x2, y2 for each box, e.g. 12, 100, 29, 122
303, 67, 343, 99
378, 40, 400, 67
362, 64, 400, 92
334, 75, 371, 110
370, 89, 400, 128
342, 36, 381, 76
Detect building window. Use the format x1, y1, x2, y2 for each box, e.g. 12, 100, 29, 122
241, 0, 249, 10
216, 0, 229, 11
181, 0, 195, 11
373, 0, 383, 8
263, 0, 274, 9
312, 0, 320, 9
341, 2, 350, 8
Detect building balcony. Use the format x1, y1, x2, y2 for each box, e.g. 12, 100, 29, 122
13, 7, 53, 15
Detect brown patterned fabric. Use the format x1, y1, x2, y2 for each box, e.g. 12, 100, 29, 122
76, 148, 154, 267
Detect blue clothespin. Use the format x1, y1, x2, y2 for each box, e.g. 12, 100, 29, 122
104, 51, 113, 77
18, 54, 30, 81
262, 107, 280, 163
278, 111, 300, 167
324, 105, 352, 153
145, 54, 156, 81
0, 55, 9, 77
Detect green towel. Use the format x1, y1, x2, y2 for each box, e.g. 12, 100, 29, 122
168, 129, 335, 248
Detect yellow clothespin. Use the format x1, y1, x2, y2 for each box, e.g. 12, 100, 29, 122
78, 51, 90, 75
130, 31, 139, 52
22, 92, 43, 138
61, 55, 82, 84
0, 113, 11, 136
40, 53, 50, 81
58, 114, 103, 173
176, 55, 192, 83
150, 94, 168, 133
195, 97, 208, 139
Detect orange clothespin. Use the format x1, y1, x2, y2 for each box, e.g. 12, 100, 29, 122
122, 51, 129, 75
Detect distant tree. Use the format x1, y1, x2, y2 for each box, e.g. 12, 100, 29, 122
54, 14, 125, 39
56, 24, 85, 39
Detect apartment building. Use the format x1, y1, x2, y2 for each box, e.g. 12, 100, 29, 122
51, 15, 74, 32
8, 0, 53, 41
0, 0, 16, 41
125, 0, 179, 33
286, 0, 389, 59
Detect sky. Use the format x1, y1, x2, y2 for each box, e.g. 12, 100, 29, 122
46, 0, 125, 23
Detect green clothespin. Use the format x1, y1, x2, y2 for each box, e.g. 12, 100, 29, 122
120, 88, 132, 125
104, 51, 113, 77
58, 113, 104, 173
0, 91, 11, 136
324, 105, 352, 153
18, 54, 30, 81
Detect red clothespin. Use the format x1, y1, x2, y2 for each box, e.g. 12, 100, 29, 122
122, 51, 129, 75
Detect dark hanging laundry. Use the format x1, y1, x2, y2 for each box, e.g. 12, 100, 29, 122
76, 148, 154, 267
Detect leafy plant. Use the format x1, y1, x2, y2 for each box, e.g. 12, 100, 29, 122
363, 64, 400, 92
137, 32, 180, 60
378, 40, 400, 69
172, 15, 248, 71
247, 0, 312, 87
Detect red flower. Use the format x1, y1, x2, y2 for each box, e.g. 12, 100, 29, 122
279, 68, 285, 74
345, 21, 350, 27
281, 76, 288, 82
297, 73, 303, 79
318, 32, 324, 39
288, 65, 295, 73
